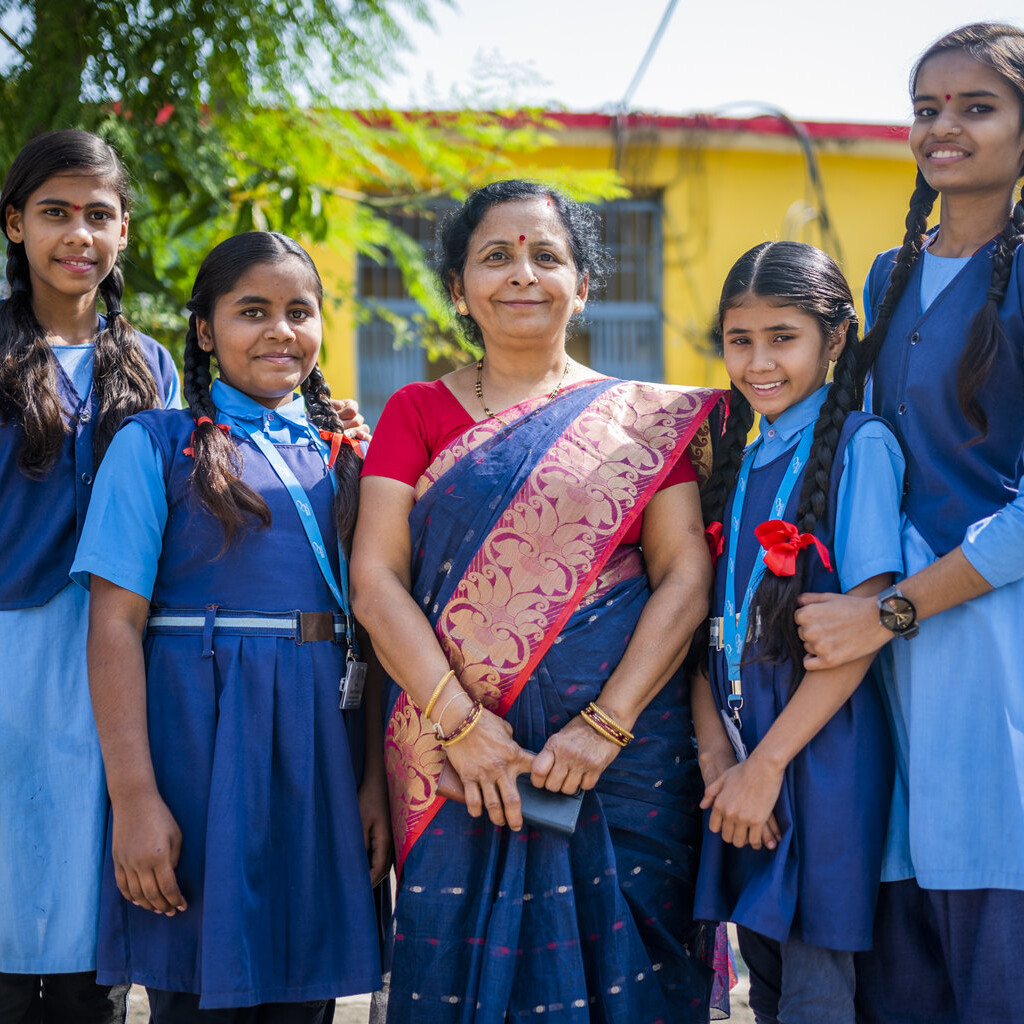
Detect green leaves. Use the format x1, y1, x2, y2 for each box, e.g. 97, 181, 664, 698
0, 0, 622, 358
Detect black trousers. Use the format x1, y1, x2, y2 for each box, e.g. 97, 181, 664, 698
0, 971, 128, 1024
146, 991, 335, 1024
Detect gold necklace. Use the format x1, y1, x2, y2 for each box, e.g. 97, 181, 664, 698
474, 357, 571, 421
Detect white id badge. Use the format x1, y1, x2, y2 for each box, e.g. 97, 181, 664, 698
338, 658, 367, 710
720, 709, 749, 762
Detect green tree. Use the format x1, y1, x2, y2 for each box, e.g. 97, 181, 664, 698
0, 0, 623, 359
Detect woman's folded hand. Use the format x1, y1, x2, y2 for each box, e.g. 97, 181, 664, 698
530, 715, 622, 795
444, 709, 535, 830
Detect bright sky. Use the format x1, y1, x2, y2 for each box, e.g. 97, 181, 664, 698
384, 1, 1023, 125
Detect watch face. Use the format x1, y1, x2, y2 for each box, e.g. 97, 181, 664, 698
880, 594, 916, 632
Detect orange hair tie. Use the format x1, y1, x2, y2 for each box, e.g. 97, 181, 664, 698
183, 416, 230, 457
318, 429, 362, 467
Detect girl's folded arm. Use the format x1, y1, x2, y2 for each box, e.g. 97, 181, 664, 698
690, 668, 735, 789
705, 572, 891, 849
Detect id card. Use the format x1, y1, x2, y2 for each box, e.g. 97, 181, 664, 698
720, 709, 749, 762
338, 658, 367, 710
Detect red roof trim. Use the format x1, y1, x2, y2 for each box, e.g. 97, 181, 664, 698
551, 111, 910, 142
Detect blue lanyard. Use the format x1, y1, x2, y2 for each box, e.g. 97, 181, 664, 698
722, 427, 814, 719
225, 413, 354, 645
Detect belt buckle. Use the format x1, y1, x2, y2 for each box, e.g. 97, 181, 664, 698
296, 610, 310, 645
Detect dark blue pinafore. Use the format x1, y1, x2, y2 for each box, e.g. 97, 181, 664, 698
693, 414, 893, 951
94, 409, 380, 1009
0, 328, 176, 607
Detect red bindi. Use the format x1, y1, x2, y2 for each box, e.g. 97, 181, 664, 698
72, 204, 83, 211
945, 94, 951, 101
518, 235, 526, 243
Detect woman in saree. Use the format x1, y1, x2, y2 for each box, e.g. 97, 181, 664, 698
350, 180, 726, 1023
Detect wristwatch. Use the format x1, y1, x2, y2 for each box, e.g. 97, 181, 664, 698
877, 585, 919, 639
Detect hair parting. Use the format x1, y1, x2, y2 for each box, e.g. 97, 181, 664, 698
0, 129, 160, 475
706, 241, 865, 683
182, 231, 360, 547
435, 179, 609, 347
860, 23, 1024, 439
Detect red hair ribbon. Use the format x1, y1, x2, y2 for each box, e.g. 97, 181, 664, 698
754, 519, 832, 578
183, 416, 230, 457
705, 521, 725, 567
319, 429, 362, 468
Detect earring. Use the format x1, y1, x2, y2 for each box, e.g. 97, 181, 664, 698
573, 298, 584, 313
455, 299, 468, 316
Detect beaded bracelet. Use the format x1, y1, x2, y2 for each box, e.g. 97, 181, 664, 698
580, 701, 634, 748
438, 701, 483, 746
435, 690, 473, 733
423, 669, 456, 719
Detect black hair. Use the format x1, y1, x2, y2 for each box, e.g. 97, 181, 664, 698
0, 129, 160, 475
182, 231, 360, 547
860, 23, 1024, 440
435, 179, 609, 346
703, 241, 863, 679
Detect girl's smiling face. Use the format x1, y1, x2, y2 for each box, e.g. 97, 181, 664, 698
722, 297, 846, 422
450, 198, 587, 350
4, 173, 128, 309
197, 258, 322, 409
911, 50, 1024, 199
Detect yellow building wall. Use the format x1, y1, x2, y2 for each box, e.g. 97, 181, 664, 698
317, 123, 920, 403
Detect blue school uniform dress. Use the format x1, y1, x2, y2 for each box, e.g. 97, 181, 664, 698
865, 241, 1024, 891
693, 386, 904, 951
70, 380, 380, 1009
0, 324, 177, 975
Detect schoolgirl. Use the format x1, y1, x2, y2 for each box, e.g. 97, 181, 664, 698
0, 129, 178, 1023
794, 23, 1024, 1023
692, 242, 905, 1024
70, 231, 387, 1021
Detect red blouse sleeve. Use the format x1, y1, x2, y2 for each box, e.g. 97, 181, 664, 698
361, 381, 475, 486
660, 445, 697, 489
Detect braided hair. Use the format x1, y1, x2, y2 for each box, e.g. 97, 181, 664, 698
706, 242, 864, 681
0, 130, 160, 476
182, 231, 359, 548
860, 23, 1024, 440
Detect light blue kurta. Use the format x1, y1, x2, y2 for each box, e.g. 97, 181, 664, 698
0, 345, 179, 972
865, 248, 1024, 891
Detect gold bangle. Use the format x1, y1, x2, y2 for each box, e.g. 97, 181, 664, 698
423, 669, 456, 719
582, 713, 625, 747
581, 701, 633, 747
439, 701, 483, 746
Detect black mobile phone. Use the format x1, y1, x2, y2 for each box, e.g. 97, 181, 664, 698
515, 775, 584, 836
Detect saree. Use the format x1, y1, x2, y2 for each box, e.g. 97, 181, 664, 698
383, 377, 725, 1023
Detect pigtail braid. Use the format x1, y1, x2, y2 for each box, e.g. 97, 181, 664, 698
700, 384, 754, 528
0, 246, 67, 476
858, 170, 937, 380
956, 193, 1024, 439
753, 319, 864, 682
182, 320, 270, 546
300, 364, 361, 547
91, 266, 161, 464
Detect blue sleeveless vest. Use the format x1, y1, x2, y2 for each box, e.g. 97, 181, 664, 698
95, 408, 380, 1007
133, 409, 340, 612
867, 242, 1024, 556
694, 412, 894, 951
0, 326, 177, 608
